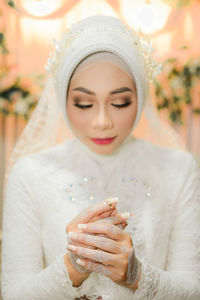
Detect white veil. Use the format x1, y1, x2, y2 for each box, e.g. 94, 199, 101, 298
3, 15, 185, 194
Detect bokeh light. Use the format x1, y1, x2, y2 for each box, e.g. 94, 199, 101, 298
120, 0, 171, 34
19, 0, 64, 17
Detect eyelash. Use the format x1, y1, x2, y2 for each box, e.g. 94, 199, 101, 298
74, 100, 132, 109
111, 101, 131, 108
74, 103, 93, 109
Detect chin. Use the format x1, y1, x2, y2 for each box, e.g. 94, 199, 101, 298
92, 148, 114, 155
88, 143, 119, 156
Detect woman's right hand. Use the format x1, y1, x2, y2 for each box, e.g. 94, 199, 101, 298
66, 197, 119, 235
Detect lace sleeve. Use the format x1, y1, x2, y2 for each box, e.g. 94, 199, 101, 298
1, 158, 81, 300
132, 153, 200, 300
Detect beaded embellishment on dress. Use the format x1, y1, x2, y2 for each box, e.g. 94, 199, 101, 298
75, 296, 102, 300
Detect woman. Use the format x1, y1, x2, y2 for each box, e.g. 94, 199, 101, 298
1, 15, 200, 300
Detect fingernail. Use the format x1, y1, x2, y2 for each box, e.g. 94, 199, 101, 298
76, 258, 85, 266
68, 232, 78, 240
67, 244, 76, 251
120, 212, 130, 219
106, 197, 119, 205
78, 224, 87, 229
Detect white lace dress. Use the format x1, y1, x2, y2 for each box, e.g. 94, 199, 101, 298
1, 137, 200, 300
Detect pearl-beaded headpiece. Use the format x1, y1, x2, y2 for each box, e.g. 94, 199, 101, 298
46, 19, 161, 83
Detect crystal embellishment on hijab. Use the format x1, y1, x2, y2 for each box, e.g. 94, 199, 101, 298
45, 17, 162, 82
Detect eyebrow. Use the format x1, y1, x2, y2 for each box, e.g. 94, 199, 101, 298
72, 87, 133, 95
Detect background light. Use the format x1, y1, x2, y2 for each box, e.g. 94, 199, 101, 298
120, 0, 171, 34
19, 0, 64, 17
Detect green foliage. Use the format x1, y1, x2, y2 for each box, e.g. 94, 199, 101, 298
0, 70, 45, 120
6, 0, 16, 8
154, 56, 200, 124
163, 0, 193, 8
0, 32, 9, 54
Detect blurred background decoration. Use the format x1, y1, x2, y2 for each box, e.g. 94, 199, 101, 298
0, 68, 44, 121
0, 0, 200, 241
155, 57, 200, 124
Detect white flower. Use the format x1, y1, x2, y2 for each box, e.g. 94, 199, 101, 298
189, 58, 200, 74
25, 95, 34, 104
170, 77, 182, 89
14, 99, 28, 115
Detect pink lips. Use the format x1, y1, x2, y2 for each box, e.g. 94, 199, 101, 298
90, 136, 117, 145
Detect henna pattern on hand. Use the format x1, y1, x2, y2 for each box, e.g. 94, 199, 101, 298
126, 248, 142, 286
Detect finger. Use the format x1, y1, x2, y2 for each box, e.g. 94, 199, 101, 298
106, 196, 119, 209
118, 222, 127, 230
90, 208, 114, 222
73, 198, 118, 224
68, 240, 96, 249
76, 258, 115, 278
98, 209, 113, 218
68, 232, 121, 254
111, 208, 117, 216
112, 212, 134, 225
67, 232, 96, 249
92, 212, 132, 227
67, 244, 115, 265
116, 222, 127, 230
77, 222, 123, 240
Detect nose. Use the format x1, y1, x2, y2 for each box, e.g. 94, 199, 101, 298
91, 107, 113, 131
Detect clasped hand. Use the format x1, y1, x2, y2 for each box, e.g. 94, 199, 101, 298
66, 198, 133, 284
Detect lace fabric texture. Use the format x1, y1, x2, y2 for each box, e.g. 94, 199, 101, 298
3, 76, 71, 191
1, 137, 200, 299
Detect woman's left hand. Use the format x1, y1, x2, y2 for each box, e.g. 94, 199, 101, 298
67, 222, 133, 284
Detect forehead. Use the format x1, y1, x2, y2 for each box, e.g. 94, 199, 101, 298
69, 61, 135, 88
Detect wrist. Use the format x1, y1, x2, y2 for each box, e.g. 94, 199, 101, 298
126, 264, 142, 291
116, 267, 142, 291
124, 250, 142, 291
64, 253, 90, 287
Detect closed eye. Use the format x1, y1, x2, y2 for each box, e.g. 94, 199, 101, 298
111, 101, 132, 108
74, 103, 93, 109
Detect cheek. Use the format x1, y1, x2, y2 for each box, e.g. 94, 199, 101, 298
67, 104, 90, 131
114, 106, 137, 133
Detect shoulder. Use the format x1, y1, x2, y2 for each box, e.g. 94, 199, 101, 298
134, 138, 195, 162
132, 138, 198, 175
132, 139, 200, 203
10, 140, 75, 180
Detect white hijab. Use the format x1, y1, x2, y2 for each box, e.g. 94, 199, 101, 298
53, 15, 149, 131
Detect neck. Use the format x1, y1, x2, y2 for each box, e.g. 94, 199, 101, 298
73, 134, 135, 164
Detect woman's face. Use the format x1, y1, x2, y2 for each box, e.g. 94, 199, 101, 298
67, 61, 137, 155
